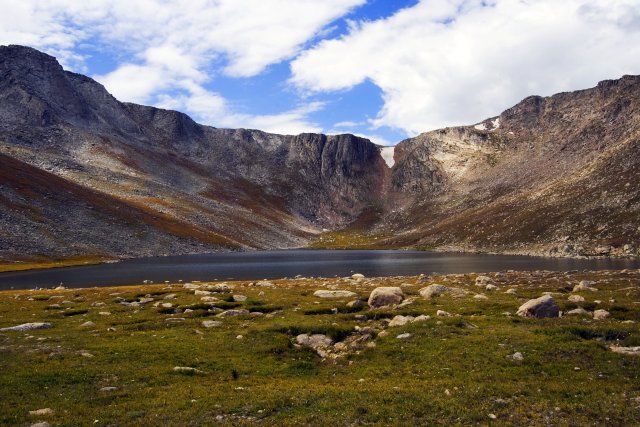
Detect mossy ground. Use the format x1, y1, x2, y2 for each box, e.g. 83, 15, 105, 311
0, 270, 639, 426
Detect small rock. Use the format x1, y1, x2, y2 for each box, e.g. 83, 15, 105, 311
488, 414, 497, 420
30, 423, 51, 427
507, 352, 524, 362
183, 283, 201, 289
475, 275, 493, 286
313, 290, 357, 299
396, 333, 412, 339
377, 330, 389, 338
368, 287, 404, 308
232, 295, 247, 302
419, 284, 449, 299
29, 408, 54, 416
163, 294, 177, 300
568, 295, 585, 302
436, 310, 452, 317
389, 315, 413, 327
99, 387, 117, 392
194, 290, 211, 296
573, 281, 596, 292
216, 309, 250, 318
351, 273, 365, 280
98, 312, 111, 316
165, 318, 186, 323
474, 294, 488, 300
516, 295, 559, 318
200, 296, 220, 303
593, 309, 610, 320
202, 320, 223, 328
566, 308, 590, 316
610, 346, 640, 356
413, 315, 431, 323
173, 366, 207, 375
485, 284, 498, 291
505, 288, 517, 294
256, 281, 275, 288
347, 299, 365, 308
236, 335, 244, 340
0, 322, 52, 332
80, 321, 96, 328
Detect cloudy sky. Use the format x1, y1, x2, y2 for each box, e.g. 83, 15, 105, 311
2, 0, 640, 145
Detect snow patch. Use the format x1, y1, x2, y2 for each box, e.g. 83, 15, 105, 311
491, 118, 500, 129
474, 123, 487, 131
381, 146, 395, 168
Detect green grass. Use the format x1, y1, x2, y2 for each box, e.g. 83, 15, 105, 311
0, 271, 639, 425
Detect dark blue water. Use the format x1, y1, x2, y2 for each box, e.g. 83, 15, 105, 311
1, 250, 638, 290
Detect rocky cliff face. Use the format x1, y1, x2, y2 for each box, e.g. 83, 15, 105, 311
0, 44, 638, 260
0, 45, 388, 260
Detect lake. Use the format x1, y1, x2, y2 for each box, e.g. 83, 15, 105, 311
1, 250, 639, 290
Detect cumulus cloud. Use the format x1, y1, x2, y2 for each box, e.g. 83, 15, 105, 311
291, 0, 640, 134
0, 0, 364, 132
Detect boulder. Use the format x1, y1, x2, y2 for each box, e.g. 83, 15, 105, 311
419, 284, 449, 299
0, 322, 52, 332
296, 334, 333, 357
593, 309, 610, 320
351, 273, 365, 280
516, 295, 559, 318
389, 315, 413, 327
368, 287, 404, 308
573, 280, 596, 292
313, 290, 358, 299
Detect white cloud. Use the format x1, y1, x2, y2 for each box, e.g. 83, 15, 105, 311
291, 0, 640, 134
0, 0, 365, 133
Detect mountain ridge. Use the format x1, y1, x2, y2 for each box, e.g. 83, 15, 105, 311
0, 44, 638, 261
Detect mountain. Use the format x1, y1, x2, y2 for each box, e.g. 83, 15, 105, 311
0, 45, 638, 261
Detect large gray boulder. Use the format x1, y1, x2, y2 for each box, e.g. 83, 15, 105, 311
516, 295, 559, 318
368, 287, 404, 308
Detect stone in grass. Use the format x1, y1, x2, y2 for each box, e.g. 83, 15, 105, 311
610, 346, 640, 356
565, 308, 590, 316
80, 321, 96, 328
30, 423, 51, 427
202, 320, 223, 328
485, 284, 498, 291
593, 309, 610, 320
396, 333, 412, 339
368, 287, 404, 308
568, 295, 585, 302
507, 352, 524, 362
232, 295, 247, 302
436, 310, 452, 317
505, 288, 517, 295
100, 387, 118, 392
0, 323, 52, 332
173, 366, 207, 375
313, 290, 357, 299
216, 309, 250, 318
573, 281, 597, 292
516, 295, 559, 319
389, 315, 413, 327
296, 334, 333, 357
29, 408, 54, 416
419, 284, 449, 299
351, 273, 365, 280
474, 294, 489, 300
475, 276, 493, 287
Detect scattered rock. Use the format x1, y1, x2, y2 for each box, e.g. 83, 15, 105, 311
99, 386, 118, 392
347, 299, 365, 308
173, 366, 207, 375
593, 309, 610, 320
610, 346, 640, 356
207, 284, 234, 292
377, 330, 389, 338
29, 408, 54, 416
351, 273, 365, 280
80, 321, 95, 328
200, 296, 220, 303
436, 310, 452, 317
505, 288, 517, 294
396, 333, 412, 339
485, 284, 498, 291
296, 334, 333, 357
0, 322, 52, 332
368, 287, 404, 308
568, 295, 585, 302
516, 295, 559, 318
474, 294, 488, 300
419, 284, 449, 299
413, 315, 431, 322
389, 315, 413, 327
573, 281, 597, 292
183, 283, 201, 289
202, 320, 223, 328
507, 352, 524, 362
566, 308, 590, 316
163, 294, 177, 300
216, 309, 250, 318
98, 311, 111, 316
165, 318, 186, 323
194, 290, 211, 296
313, 290, 357, 299
256, 281, 275, 288
475, 276, 493, 286
30, 423, 51, 427
232, 295, 247, 302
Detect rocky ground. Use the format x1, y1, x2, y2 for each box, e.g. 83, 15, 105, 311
1, 269, 639, 425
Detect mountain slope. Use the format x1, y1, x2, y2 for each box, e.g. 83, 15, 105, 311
0, 44, 638, 260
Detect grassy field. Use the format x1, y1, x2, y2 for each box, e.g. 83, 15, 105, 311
0, 269, 639, 425
0, 256, 113, 273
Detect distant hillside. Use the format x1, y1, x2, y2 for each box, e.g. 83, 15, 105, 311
0, 45, 638, 260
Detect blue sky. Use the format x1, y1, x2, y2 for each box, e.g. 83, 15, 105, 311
2, 0, 640, 145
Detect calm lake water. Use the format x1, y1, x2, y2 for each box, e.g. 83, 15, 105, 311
1, 250, 639, 290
